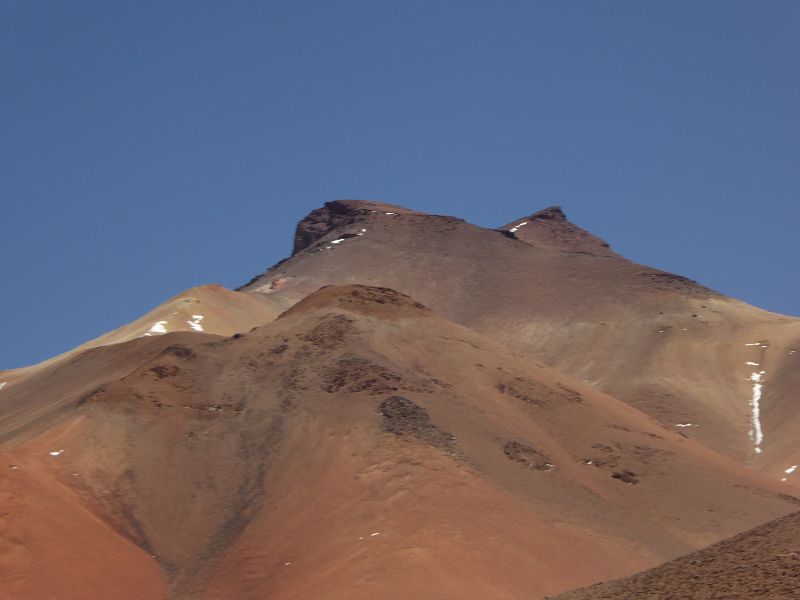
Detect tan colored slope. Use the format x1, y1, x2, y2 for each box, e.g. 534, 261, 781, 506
239, 200, 800, 475
0, 331, 222, 445
0, 284, 286, 391
550, 510, 800, 600
1, 285, 797, 599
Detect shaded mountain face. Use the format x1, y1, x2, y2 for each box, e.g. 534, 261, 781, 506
240, 200, 800, 480
1, 285, 797, 599
550, 510, 800, 600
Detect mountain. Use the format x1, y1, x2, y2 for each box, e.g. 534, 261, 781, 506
2, 200, 799, 599
0, 284, 286, 391
1, 284, 797, 599
549, 509, 800, 600
239, 200, 800, 482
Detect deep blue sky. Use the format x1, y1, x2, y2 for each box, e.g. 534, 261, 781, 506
2, 1, 798, 369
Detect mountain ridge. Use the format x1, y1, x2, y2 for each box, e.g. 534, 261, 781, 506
2, 200, 799, 599
238, 200, 800, 479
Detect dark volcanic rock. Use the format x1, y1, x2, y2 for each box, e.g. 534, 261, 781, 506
379, 395, 454, 448
292, 200, 413, 254
503, 441, 555, 471
610, 470, 639, 485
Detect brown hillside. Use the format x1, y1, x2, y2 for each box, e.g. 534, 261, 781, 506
240, 201, 800, 482
1, 285, 797, 599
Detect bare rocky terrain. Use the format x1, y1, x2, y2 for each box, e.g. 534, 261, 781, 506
550, 510, 800, 600
1, 200, 798, 599
241, 201, 800, 481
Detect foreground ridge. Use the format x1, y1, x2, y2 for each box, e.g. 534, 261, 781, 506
550, 510, 800, 600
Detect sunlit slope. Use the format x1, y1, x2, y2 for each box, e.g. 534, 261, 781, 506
240, 201, 800, 476
1, 285, 797, 599
0, 284, 286, 391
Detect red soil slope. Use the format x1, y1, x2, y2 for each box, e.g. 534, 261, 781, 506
1, 285, 797, 599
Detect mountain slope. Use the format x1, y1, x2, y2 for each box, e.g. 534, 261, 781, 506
550, 510, 800, 600
239, 200, 800, 480
1, 285, 797, 599
0, 284, 286, 391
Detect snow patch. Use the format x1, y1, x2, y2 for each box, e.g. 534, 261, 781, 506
10, 465, 19, 470
745, 361, 760, 366
0, 382, 6, 390
49, 449, 65, 457
148, 321, 168, 335
675, 423, 695, 428
745, 342, 761, 346
370, 532, 381, 537
509, 221, 528, 233
385, 212, 396, 215
785, 465, 798, 475
748, 370, 766, 455
187, 315, 204, 332
330, 238, 346, 244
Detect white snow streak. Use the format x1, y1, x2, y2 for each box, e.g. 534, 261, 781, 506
187, 315, 204, 332
330, 238, 345, 244
509, 221, 528, 233
745, 342, 761, 346
0, 382, 6, 390
385, 212, 396, 215
748, 370, 766, 454
49, 449, 64, 457
781, 465, 798, 483
745, 361, 760, 366
675, 423, 695, 428
370, 532, 381, 537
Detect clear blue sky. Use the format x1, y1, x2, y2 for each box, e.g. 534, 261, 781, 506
2, 1, 798, 369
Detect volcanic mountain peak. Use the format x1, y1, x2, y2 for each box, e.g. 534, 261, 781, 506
278, 284, 430, 320
529, 205, 568, 221
500, 205, 616, 257
292, 199, 420, 255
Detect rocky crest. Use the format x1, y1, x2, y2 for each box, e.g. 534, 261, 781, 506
292, 200, 414, 255
500, 205, 617, 257
278, 284, 431, 320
